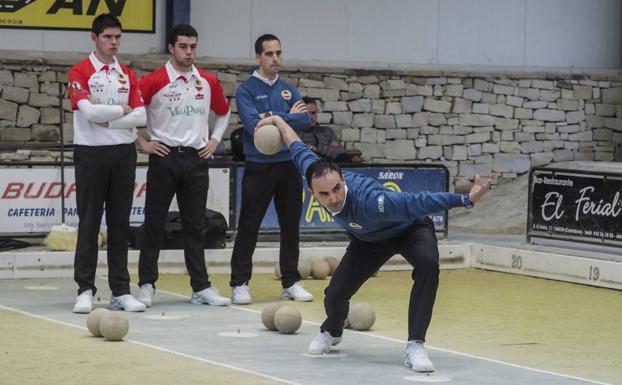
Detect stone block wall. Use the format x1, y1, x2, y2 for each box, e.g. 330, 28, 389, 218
1, 52, 621, 189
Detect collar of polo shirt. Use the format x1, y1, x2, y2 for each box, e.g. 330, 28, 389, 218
252, 70, 279, 86
89, 52, 123, 74
165, 61, 201, 83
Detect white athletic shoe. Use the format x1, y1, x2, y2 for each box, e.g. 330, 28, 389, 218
231, 284, 252, 305
191, 287, 231, 306
72, 290, 93, 314
110, 294, 147, 312
281, 282, 314, 302
308, 331, 342, 355
136, 283, 155, 308
404, 340, 435, 372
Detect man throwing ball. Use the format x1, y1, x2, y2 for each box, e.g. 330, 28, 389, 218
262, 116, 492, 373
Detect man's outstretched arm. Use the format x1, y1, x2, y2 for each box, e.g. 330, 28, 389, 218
260, 115, 494, 204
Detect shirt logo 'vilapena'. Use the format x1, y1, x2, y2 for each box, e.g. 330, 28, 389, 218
349, 223, 363, 230
167, 105, 207, 117
99, 98, 123, 106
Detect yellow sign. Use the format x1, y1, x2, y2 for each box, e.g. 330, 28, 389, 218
305, 195, 333, 224
0, 0, 154, 33
383, 181, 402, 192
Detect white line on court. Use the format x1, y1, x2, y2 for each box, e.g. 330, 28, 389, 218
0, 304, 303, 385
152, 287, 613, 385
4, 278, 613, 385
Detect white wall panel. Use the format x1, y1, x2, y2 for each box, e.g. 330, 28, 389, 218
250, 0, 348, 61
525, 0, 622, 68
1, 0, 620, 68
0, 30, 45, 51
192, 0, 252, 58
438, 0, 525, 65
347, 0, 438, 64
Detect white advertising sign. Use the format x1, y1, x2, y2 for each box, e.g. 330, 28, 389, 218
0, 167, 230, 233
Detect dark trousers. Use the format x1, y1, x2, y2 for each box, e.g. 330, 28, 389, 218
321, 217, 439, 342
73, 144, 136, 297
138, 149, 211, 292
230, 161, 302, 288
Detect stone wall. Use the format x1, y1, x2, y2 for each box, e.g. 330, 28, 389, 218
1, 51, 621, 189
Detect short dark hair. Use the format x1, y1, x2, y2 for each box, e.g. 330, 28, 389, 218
302, 96, 317, 105
91, 13, 122, 35
255, 34, 280, 55
169, 24, 198, 46
306, 158, 342, 189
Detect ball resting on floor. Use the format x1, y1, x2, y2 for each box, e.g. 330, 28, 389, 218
324, 256, 339, 275
261, 303, 285, 331
86, 308, 110, 337
298, 259, 312, 279
274, 305, 302, 334
99, 311, 129, 341
311, 259, 330, 279
348, 303, 376, 331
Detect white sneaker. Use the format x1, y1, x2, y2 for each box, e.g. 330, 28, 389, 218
308, 331, 342, 355
404, 340, 435, 372
72, 290, 93, 314
137, 283, 155, 308
281, 282, 314, 302
191, 287, 231, 306
110, 294, 147, 312
232, 284, 252, 305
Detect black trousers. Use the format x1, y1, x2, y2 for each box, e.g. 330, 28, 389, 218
230, 161, 302, 288
138, 149, 211, 292
321, 217, 439, 342
73, 143, 136, 297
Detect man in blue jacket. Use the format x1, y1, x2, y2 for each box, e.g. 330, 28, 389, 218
230, 34, 314, 305
264, 115, 493, 373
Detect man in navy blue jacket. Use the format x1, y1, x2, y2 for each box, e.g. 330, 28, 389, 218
265, 115, 492, 373
230, 34, 314, 305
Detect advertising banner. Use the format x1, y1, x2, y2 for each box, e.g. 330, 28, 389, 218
234, 166, 448, 232
0, 0, 155, 32
529, 169, 622, 246
0, 167, 230, 233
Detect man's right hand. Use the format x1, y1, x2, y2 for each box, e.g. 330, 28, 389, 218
289, 100, 307, 114
122, 104, 132, 114
260, 115, 301, 147
140, 140, 170, 157
469, 174, 494, 203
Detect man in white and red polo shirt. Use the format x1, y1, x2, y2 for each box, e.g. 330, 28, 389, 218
135, 24, 231, 308
68, 13, 146, 314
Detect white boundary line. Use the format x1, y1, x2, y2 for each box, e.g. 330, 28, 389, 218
0, 304, 303, 385
348, 332, 613, 385
151, 287, 612, 385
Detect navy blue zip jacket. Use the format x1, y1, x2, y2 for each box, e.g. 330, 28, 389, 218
236, 76, 310, 163
290, 141, 465, 242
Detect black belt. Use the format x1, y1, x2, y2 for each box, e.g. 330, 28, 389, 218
165, 145, 197, 153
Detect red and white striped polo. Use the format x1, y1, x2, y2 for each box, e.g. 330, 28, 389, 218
139, 61, 229, 149
68, 53, 144, 145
